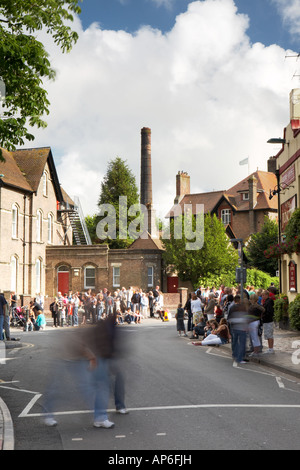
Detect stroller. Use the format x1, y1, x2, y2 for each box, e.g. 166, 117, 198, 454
10, 307, 26, 328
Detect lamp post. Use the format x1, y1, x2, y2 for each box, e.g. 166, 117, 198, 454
267, 137, 286, 293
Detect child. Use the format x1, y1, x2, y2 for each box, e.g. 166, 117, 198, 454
175, 303, 187, 337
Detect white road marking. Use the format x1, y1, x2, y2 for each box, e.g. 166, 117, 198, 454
19, 402, 300, 419
276, 377, 285, 389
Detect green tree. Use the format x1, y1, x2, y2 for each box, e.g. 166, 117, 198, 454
162, 213, 238, 288
284, 208, 300, 240
94, 157, 139, 248
0, 0, 81, 159
244, 216, 279, 276
85, 214, 99, 245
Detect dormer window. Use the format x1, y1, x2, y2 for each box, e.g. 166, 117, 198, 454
242, 192, 249, 201
221, 209, 231, 225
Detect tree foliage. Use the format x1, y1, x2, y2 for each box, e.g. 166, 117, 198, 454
162, 213, 238, 288
284, 208, 300, 241
94, 157, 139, 248
0, 0, 81, 158
244, 216, 279, 276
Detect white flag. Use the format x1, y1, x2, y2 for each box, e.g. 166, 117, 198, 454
239, 157, 248, 166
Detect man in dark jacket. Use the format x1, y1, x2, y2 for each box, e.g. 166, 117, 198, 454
262, 290, 275, 354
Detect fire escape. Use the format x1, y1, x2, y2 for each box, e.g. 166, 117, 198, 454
57, 196, 92, 246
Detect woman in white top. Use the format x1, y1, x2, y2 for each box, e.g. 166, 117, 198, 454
191, 294, 202, 326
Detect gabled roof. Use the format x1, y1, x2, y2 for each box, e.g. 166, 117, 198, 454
166, 171, 278, 217
226, 170, 278, 211
129, 232, 164, 250
0, 147, 63, 202
166, 190, 226, 217
0, 148, 33, 192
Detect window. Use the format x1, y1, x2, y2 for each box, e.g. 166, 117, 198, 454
12, 204, 18, 238
221, 209, 231, 225
113, 266, 120, 287
242, 192, 249, 201
36, 210, 42, 242
148, 266, 154, 287
47, 213, 53, 244
84, 266, 96, 289
36, 259, 42, 294
10, 255, 18, 292
43, 171, 48, 196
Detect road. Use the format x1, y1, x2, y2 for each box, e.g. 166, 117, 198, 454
1, 319, 300, 452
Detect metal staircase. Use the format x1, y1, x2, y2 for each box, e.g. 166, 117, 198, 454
58, 196, 92, 246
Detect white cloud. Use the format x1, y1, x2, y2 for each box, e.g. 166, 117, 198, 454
272, 0, 300, 37
30, 0, 297, 219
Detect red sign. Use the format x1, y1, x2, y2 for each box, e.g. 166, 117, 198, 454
289, 261, 297, 292
281, 164, 295, 188
281, 195, 297, 233
291, 119, 300, 130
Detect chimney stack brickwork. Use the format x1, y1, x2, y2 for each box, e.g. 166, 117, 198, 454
140, 127, 152, 207
174, 171, 190, 204
140, 127, 156, 236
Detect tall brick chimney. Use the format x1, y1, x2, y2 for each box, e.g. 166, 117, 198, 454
174, 171, 190, 204
140, 127, 156, 236
140, 127, 152, 207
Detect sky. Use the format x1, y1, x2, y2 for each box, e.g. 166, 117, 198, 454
29, 0, 300, 220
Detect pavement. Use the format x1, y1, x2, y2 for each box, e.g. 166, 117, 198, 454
0, 316, 300, 450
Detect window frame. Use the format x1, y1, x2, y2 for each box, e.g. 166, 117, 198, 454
221, 208, 231, 225
36, 210, 42, 242
147, 266, 154, 287
84, 265, 96, 289
113, 266, 120, 287
12, 203, 19, 239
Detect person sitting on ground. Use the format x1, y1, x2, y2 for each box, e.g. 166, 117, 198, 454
33, 310, 47, 331
134, 310, 142, 324
124, 308, 135, 324
191, 316, 206, 339
115, 309, 124, 325
192, 318, 230, 346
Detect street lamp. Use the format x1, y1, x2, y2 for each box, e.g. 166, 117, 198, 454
267, 138, 285, 144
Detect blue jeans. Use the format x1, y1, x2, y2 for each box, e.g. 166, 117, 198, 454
231, 329, 247, 363
110, 359, 126, 410
0, 315, 4, 340
73, 307, 78, 326
91, 358, 110, 422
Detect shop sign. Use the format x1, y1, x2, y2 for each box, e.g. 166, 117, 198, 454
281, 195, 297, 233
289, 261, 297, 292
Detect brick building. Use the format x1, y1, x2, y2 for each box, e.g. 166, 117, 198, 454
168, 168, 278, 242
46, 236, 164, 297
0, 146, 90, 304
272, 89, 300, 299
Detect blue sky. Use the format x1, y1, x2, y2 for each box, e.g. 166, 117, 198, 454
79, 0, 295, 50
32, 0, 300, 217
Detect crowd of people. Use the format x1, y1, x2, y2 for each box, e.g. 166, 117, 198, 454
49, 285, 167, 328
176, 283, 277, 366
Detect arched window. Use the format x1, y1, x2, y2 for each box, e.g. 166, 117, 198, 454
36, 210, 42, 242
43, 170, 48, 196
12, 204, 19, 238
47, 213, 53, 244
10, 255, 18, 292
35, 258, 42, 295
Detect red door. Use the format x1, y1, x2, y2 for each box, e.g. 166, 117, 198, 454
167, 276, 178, 293
58, 272, 69, 294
